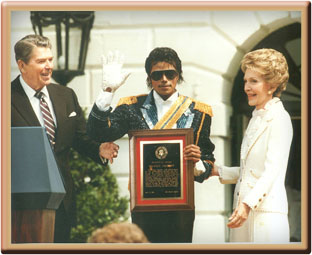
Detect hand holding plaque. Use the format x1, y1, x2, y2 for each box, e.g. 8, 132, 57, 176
183, 144, 201, 163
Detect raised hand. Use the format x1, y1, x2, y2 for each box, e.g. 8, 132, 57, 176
101, 50, 130, 93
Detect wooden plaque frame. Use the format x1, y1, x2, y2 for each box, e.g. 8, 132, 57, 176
129, 128, 194, 212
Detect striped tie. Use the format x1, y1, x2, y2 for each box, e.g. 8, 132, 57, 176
35, 91, 56, 148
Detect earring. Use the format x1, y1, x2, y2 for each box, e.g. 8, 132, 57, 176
268, 91, 272, 95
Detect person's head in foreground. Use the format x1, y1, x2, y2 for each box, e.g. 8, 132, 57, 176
87, 222, 149, 243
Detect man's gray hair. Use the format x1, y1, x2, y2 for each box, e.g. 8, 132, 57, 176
14, 34, 52, 63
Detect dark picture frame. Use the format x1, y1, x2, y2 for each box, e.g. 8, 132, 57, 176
129, 129, 194, 212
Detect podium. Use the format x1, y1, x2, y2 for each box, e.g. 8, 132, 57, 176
11, 127, 66, 243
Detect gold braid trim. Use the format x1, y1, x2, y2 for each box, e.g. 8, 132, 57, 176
117, 96, 138, 107
195, 114, 205, 145
153, 95, 191, 130
161, 97, 193, 129
193, 101, 213, 117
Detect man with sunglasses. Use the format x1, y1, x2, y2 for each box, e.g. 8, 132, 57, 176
87, 47, 215, 243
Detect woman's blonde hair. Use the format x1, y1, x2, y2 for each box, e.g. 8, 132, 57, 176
241, 48, 289, 97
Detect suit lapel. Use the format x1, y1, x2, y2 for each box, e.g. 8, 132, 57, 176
140, 91, 158, 129
11, 77, 41, 126
243, 114, 273, 160
177, 107, 194, 128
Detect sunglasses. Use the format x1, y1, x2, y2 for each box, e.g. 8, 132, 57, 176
150, 70, 178, 81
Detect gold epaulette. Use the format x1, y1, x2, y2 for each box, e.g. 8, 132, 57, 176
193, 100, 213, 117
117, 96, 138, 107
117, 94, 148, 107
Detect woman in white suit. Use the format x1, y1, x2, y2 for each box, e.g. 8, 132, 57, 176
211, 48, 293, 243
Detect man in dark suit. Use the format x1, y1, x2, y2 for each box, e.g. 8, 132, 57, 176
87, 47, 215, 242
11, 34, 120, 243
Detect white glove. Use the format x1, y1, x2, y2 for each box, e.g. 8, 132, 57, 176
101, 50, 130, 93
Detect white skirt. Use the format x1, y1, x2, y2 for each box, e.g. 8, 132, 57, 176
230, 211, 290, 243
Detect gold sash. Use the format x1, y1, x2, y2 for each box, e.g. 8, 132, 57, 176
153, 95, 193, 130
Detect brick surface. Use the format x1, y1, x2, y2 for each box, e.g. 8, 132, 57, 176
86, 29, 153, 66
212, 11, 261, 45
210, 103, 232, 137
154, 26, 237, 74
257, 11, 289, 26
182, 67, 232, 104
67, 73, 91, 107
94, 10, 212, 26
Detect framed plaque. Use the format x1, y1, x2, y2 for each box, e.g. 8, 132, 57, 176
128, 129, 194, 212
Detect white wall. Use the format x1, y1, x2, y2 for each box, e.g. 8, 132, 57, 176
11, 9, 300, 243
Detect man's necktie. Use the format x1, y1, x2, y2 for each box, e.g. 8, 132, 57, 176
35, 91, 56, 148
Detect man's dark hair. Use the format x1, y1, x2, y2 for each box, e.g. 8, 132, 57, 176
145, 47, 184, 88
14, 34, 52, 64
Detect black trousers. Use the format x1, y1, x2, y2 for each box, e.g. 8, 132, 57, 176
131, 210, 195, 243
54, 203, 71, 243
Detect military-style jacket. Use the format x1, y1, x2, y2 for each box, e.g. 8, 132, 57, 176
87, 90, 215, 182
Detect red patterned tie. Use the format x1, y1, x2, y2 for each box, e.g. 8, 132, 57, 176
35, 91, 56, 148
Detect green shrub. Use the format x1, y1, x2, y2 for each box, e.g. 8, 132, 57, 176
69, 149, 129, 243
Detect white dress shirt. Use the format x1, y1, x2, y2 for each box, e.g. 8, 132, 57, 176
19, 76, 57, 127
153, 90, 179, 128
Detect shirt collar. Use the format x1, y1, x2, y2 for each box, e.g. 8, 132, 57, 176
19, 75, 49, 99
264, 97, 280, 110
252, 97, 280, 118
153, 90, 179, 107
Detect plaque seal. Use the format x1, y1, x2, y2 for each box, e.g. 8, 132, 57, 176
155, 146, 168, 159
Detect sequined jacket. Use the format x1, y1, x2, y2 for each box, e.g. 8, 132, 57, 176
87, 90, 215, 182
